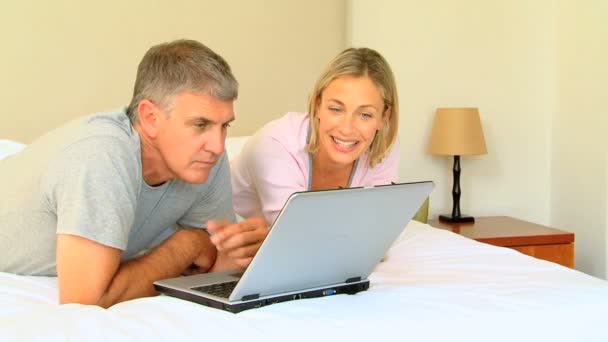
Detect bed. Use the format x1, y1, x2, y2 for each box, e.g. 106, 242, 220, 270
2, 138, 608, 341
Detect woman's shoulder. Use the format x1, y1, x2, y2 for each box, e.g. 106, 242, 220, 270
253, 112, 310, 151
234, 112, 311, 183
262, 112, 309, 135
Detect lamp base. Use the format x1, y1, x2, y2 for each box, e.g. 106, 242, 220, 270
439, 214, 475, 223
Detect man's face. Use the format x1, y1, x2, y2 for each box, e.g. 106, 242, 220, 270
155, 92, 234, 184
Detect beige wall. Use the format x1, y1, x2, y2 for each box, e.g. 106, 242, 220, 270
551, 0, 607, 277
348, 0, 554, 224
0, 0, 346, 143
349, 0, 608, 278
4, 1, 606, 277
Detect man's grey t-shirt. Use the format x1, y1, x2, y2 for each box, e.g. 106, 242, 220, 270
0, 110, 235, 276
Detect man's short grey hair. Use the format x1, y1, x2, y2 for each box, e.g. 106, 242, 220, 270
126, 39, 238, 123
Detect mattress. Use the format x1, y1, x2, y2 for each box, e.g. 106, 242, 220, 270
1, 221, 606, 341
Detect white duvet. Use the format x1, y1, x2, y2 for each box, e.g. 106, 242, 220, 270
1, 221, 607, 342
2, 138, 607, 341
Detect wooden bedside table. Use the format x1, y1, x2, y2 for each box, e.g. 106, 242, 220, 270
428, 216, 575, 268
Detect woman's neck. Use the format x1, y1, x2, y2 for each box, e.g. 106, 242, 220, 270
310, 151, 354, 191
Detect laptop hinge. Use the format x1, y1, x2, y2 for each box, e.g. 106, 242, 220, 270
345, 276, 362, 283
242, 293, 260, 301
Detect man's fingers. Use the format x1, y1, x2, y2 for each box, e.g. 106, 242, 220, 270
206, 220, 232, 234
240, 217, 266, 230
210, 225, 256, 246
213, 227, 267, 252
208, 217, 262, 231
209, 218, 267, 249
234, 257, 254, 269
225, 242, 263, 259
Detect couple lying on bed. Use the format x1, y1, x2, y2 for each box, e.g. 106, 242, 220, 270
0, 39, 400, 308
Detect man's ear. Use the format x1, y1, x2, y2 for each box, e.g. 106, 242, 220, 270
137, 100, 161, 138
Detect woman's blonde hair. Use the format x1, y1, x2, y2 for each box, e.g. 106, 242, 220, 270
306, 47, 399, 168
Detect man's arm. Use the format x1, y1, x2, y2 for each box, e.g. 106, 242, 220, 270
56, 228, 215, 308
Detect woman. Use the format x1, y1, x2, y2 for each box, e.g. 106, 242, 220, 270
231, 47, 400, 224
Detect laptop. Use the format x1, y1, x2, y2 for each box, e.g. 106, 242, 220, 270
154, 181, 434, 313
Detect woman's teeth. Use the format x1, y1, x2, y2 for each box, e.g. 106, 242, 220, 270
333, 137, 357, 147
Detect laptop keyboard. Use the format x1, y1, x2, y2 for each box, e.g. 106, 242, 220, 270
192, 281, 238, 298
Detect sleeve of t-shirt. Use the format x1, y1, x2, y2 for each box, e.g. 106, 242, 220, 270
43, 137, 140, 250
367, 137, 401, 185
178, 152, 236, 229
243, 134, 307, 225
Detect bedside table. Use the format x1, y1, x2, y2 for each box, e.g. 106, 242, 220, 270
428, 216, 575, 268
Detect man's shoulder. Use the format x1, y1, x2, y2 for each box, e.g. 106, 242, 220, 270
2, 109, 139, 175
20, 109, 143, 188
29, 108, 135, 149
57, 109, 139, 156
79, 109, 136, 141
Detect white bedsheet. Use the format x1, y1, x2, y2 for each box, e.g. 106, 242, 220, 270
1, 221, 607, 341
0, 139, 25, 160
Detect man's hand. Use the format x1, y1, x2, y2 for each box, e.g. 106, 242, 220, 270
207, 217, 268, 271
181, 229, 217, 276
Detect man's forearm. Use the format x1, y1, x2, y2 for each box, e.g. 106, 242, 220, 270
96, 229, 212, 308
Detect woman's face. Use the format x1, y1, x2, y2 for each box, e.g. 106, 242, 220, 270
315, 75, 387, 168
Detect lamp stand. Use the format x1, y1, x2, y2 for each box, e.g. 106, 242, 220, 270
439, 155, 475, 223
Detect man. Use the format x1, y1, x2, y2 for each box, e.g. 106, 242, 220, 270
0, 39, 268, 307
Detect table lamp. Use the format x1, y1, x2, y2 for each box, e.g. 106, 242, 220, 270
427, 107, 487, 223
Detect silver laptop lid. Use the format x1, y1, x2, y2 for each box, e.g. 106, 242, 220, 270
229, 181, 434, 301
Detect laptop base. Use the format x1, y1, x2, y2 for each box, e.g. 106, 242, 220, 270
155, 280, 370, 313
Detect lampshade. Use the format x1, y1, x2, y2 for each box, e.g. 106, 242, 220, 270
427, 108, 487, 156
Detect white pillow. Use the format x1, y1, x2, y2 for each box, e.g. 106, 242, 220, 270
0, 139, 26, 160
0, 137, 251, 161
225, 136, 250, 161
